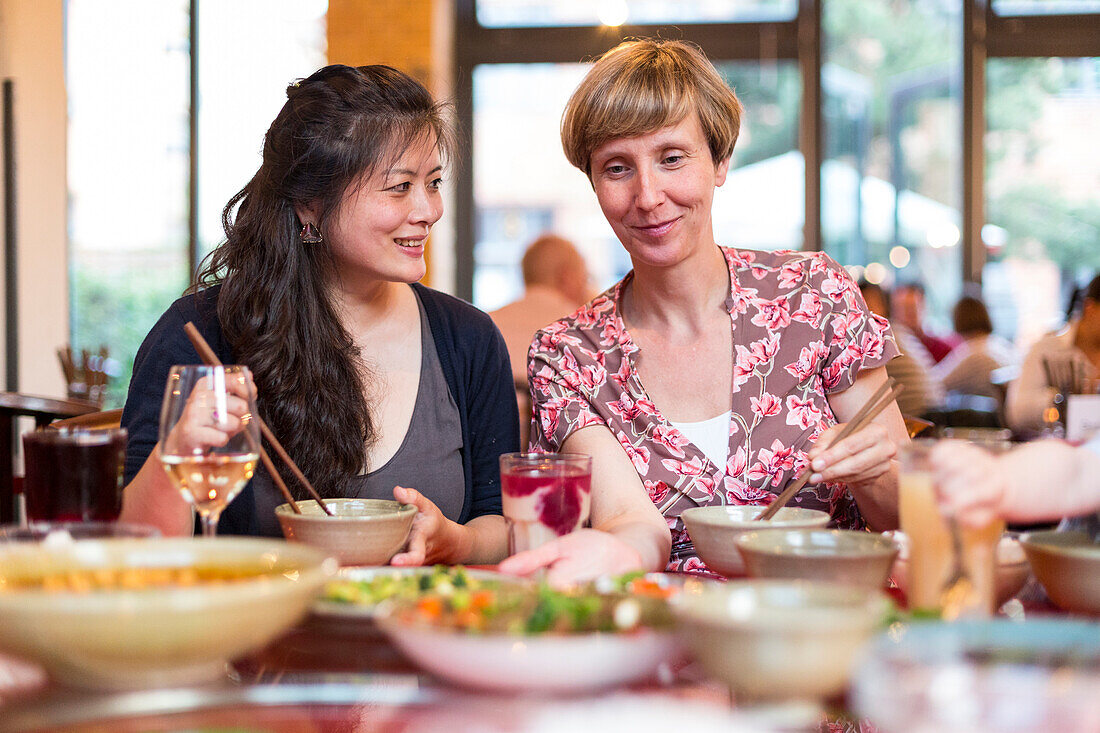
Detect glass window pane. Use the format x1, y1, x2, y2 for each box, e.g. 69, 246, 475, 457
471, 61, 800, 312
476, 0, 796, 28
821, 0, 963, 335
197, 1, 327, 262
67, 0, 191, 406
992, 0, 1100, 16
983, 57, 1100, 348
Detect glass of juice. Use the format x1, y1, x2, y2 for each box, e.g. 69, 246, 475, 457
499, 452, 592, 555
899, 438, 1007, 617
22, 427, 128, 522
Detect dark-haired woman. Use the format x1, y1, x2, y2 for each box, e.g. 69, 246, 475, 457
931, 296, 1015, 400
120, 65, 516, 566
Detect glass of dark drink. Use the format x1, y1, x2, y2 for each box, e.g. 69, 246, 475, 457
499, 452, 592, 555
22, 427, 127, 522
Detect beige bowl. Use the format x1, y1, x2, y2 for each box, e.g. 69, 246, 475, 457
888, 531, 1031, 609
735, 529, 898, 591
0, 537, 334, 690
276, 498, 416, 566
1021, 530, 1100, 615
671, 579, 890, 703
681, 505, 831, 577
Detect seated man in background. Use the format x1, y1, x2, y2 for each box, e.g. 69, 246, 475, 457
932, 295, 1016, 401
490, 234, 590, 444
892, 282, 955, 363
860, 281, 944, 418
1006, 273, 1100, 434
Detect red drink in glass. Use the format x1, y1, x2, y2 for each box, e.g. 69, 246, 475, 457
22, 428, 127, 522
500, 453, 591, 554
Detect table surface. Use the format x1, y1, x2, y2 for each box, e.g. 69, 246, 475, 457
0, 575, 1076, 733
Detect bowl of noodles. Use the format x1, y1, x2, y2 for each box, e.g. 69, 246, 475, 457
0, 537, 336, 690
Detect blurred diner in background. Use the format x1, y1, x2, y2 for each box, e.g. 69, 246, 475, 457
0, 2, 1099, 730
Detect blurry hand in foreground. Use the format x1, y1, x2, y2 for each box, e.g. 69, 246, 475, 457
497, 528, 645, 588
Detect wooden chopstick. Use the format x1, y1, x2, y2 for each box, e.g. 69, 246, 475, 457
183, 322, 333, 516
755, 378, 902, 521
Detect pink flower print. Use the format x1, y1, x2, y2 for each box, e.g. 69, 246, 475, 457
579, 362, 607, 392
611, 358, 632, 389
791, 291, 824, 328
822, 345, 861, 390
820, 269, 851, 302
727, 249, 756, 267
619, 440, 652, 473
660, 455, 707, 478
728, 283, 760, 315
746, 439, 798, 487
750, 297, 792, 331
733, 344, 760, 391
750, 333, 782, 363
748, 262, 772, 280
724, 475, 772, 504
726, 445, 747, 476
859, 329, 885, 361
537, 397, 567, 440
778, 260, 804, 289
598, 317, 628, 349
829, 310, 863, 347
644, 479, 670, 504
751, 391, 782, 419
681, 556, 709, 574
783, 342, 828, 382
785, 394, 823, 429
608, 392, 658, 422
529, 364, 556, 395
693, 475, 717, 497
536, 322, 582, 351
651, 423, 690, 458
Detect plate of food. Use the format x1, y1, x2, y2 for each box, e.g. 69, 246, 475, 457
372, 573, 687, 693
313, 564, 524, 620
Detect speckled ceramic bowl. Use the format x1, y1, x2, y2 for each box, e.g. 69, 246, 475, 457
275, 498, 416, 566
681, 505, 831, 577
735, 529, 899, 591
671, 579, 890, 704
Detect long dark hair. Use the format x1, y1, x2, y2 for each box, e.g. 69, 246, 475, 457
193, 64, 455, 497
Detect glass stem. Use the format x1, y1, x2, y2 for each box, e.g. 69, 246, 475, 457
199, 510, 222, 537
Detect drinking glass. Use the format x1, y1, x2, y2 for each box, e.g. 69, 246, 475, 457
22, 427, 127, 522
499, 452, 592, 555
158, 365, 260, 537
898, 438, 1007, 617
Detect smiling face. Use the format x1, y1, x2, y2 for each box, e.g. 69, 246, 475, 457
303, 133, 444, 288
589, 114, 729, 270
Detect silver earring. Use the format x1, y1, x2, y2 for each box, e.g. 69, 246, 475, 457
300, 222, 323, 244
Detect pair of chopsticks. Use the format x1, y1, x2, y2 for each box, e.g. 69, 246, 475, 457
183, 322, 331, 516
755, 377, 903, 521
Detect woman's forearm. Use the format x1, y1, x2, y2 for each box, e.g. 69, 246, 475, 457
119, 446, 195, 537
849, 461, 901, 531
455, 514, 509, 565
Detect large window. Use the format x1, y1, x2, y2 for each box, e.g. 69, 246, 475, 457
67, 1, 325, 406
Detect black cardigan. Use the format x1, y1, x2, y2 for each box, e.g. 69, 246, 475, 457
121, 282, 518, 534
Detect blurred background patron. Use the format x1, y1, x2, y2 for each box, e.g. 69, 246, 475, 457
932, 296, 1016, 402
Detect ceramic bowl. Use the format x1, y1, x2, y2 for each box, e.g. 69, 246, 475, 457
888, 530, 1032, 609
1020, 530, 1100, 615
734, 529, 898, 591
671, 579, 890, 704
275, 498, 416, 566
852, 619, 1100, 731
0, 537, 335, 690
681, 505, 831, 577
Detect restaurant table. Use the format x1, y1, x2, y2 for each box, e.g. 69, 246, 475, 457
0, 393, 99, 524
0, 576, 1075, 733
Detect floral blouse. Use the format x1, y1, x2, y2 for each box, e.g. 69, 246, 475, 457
527, 247, 899, 573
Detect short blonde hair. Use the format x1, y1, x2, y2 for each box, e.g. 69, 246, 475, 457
561, 39, 743, 176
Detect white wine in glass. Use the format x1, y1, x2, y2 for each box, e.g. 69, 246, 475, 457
158, 365, 260, 537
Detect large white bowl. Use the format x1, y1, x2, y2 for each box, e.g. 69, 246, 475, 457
375, 615, 678, 693
681, 505, 831, 577
0, 537, 335, 690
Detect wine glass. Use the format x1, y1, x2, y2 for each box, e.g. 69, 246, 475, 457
158, 365, 260, 537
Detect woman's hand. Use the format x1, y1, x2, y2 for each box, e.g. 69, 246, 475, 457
161, 375, 252, 456
389, 486, 471, 566
929, 441, 1006, 529
807, 420, 897, 488
496, 528, 645, 588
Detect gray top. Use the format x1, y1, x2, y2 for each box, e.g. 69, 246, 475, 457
250, 291, 465, 536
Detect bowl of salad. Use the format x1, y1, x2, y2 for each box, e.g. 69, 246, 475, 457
373, 573, 684, 693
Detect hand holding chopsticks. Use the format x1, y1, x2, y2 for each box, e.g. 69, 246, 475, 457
755, 377, 903, 521
183, 322, 331, 516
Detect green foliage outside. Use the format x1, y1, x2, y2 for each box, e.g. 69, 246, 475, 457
70, 263, 189, 409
